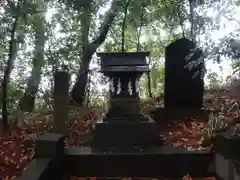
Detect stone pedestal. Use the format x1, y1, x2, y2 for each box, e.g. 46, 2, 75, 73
215, 133, 240, 180
93, 52, 161, 148
106, 98, 143, 120
233, 160, 240, 180
94, 119, 160, 148
215, 153, 234, 180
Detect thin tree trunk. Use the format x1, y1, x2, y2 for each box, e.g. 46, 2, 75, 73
136, 4, 144, 52
19, 0, 45, 112
121, 0, 131, 52
136, 3, 152, 98
1, 13, 19, 132
189, 0, 197, 41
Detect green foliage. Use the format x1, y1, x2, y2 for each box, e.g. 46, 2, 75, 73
0, 0, 240, 119
232, 60, 240, 70
0, 81, 24, 109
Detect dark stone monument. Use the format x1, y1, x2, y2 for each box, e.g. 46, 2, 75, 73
93, 52, 161, 148
164, 38, 204, 109
53, 71, 70, 134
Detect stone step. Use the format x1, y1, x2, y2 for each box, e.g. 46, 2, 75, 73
65, 146, 214, 178
103, 116, 149, 122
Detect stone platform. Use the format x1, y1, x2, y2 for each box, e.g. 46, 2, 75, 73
149, 107, 210, 125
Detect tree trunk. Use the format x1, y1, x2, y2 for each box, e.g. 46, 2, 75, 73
71, 51, 92, 106
121, 0, 131, 52
19, 0, 45, 112
1, 15, 19, 132
189, 0, 197, 41
71, 0, 121, 106
71, 3, 91, 106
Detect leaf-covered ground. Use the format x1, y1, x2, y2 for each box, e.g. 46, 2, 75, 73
1, 92, 240, 180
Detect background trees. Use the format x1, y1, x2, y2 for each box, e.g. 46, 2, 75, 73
0, 0, 240, 131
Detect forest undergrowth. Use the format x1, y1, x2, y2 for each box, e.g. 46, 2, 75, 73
1, 90, 240, 180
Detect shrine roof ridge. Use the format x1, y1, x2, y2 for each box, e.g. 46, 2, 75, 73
97, 52, 150, 67
96, 51, 150, 57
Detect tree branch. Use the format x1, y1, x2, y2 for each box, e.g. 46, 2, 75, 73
91, 0, 121, 49
110, 27, 138, 46
71, 0, 122, 106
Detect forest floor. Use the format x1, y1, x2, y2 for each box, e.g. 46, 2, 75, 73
0, 91, 239, 180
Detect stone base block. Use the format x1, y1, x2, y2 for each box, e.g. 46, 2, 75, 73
215, 133, 240, 159
215, 154, 240, 180
215, 153, 234, 180
234, 160, 240, 180
35, 133, 64, 159
93, 119, 161, 148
